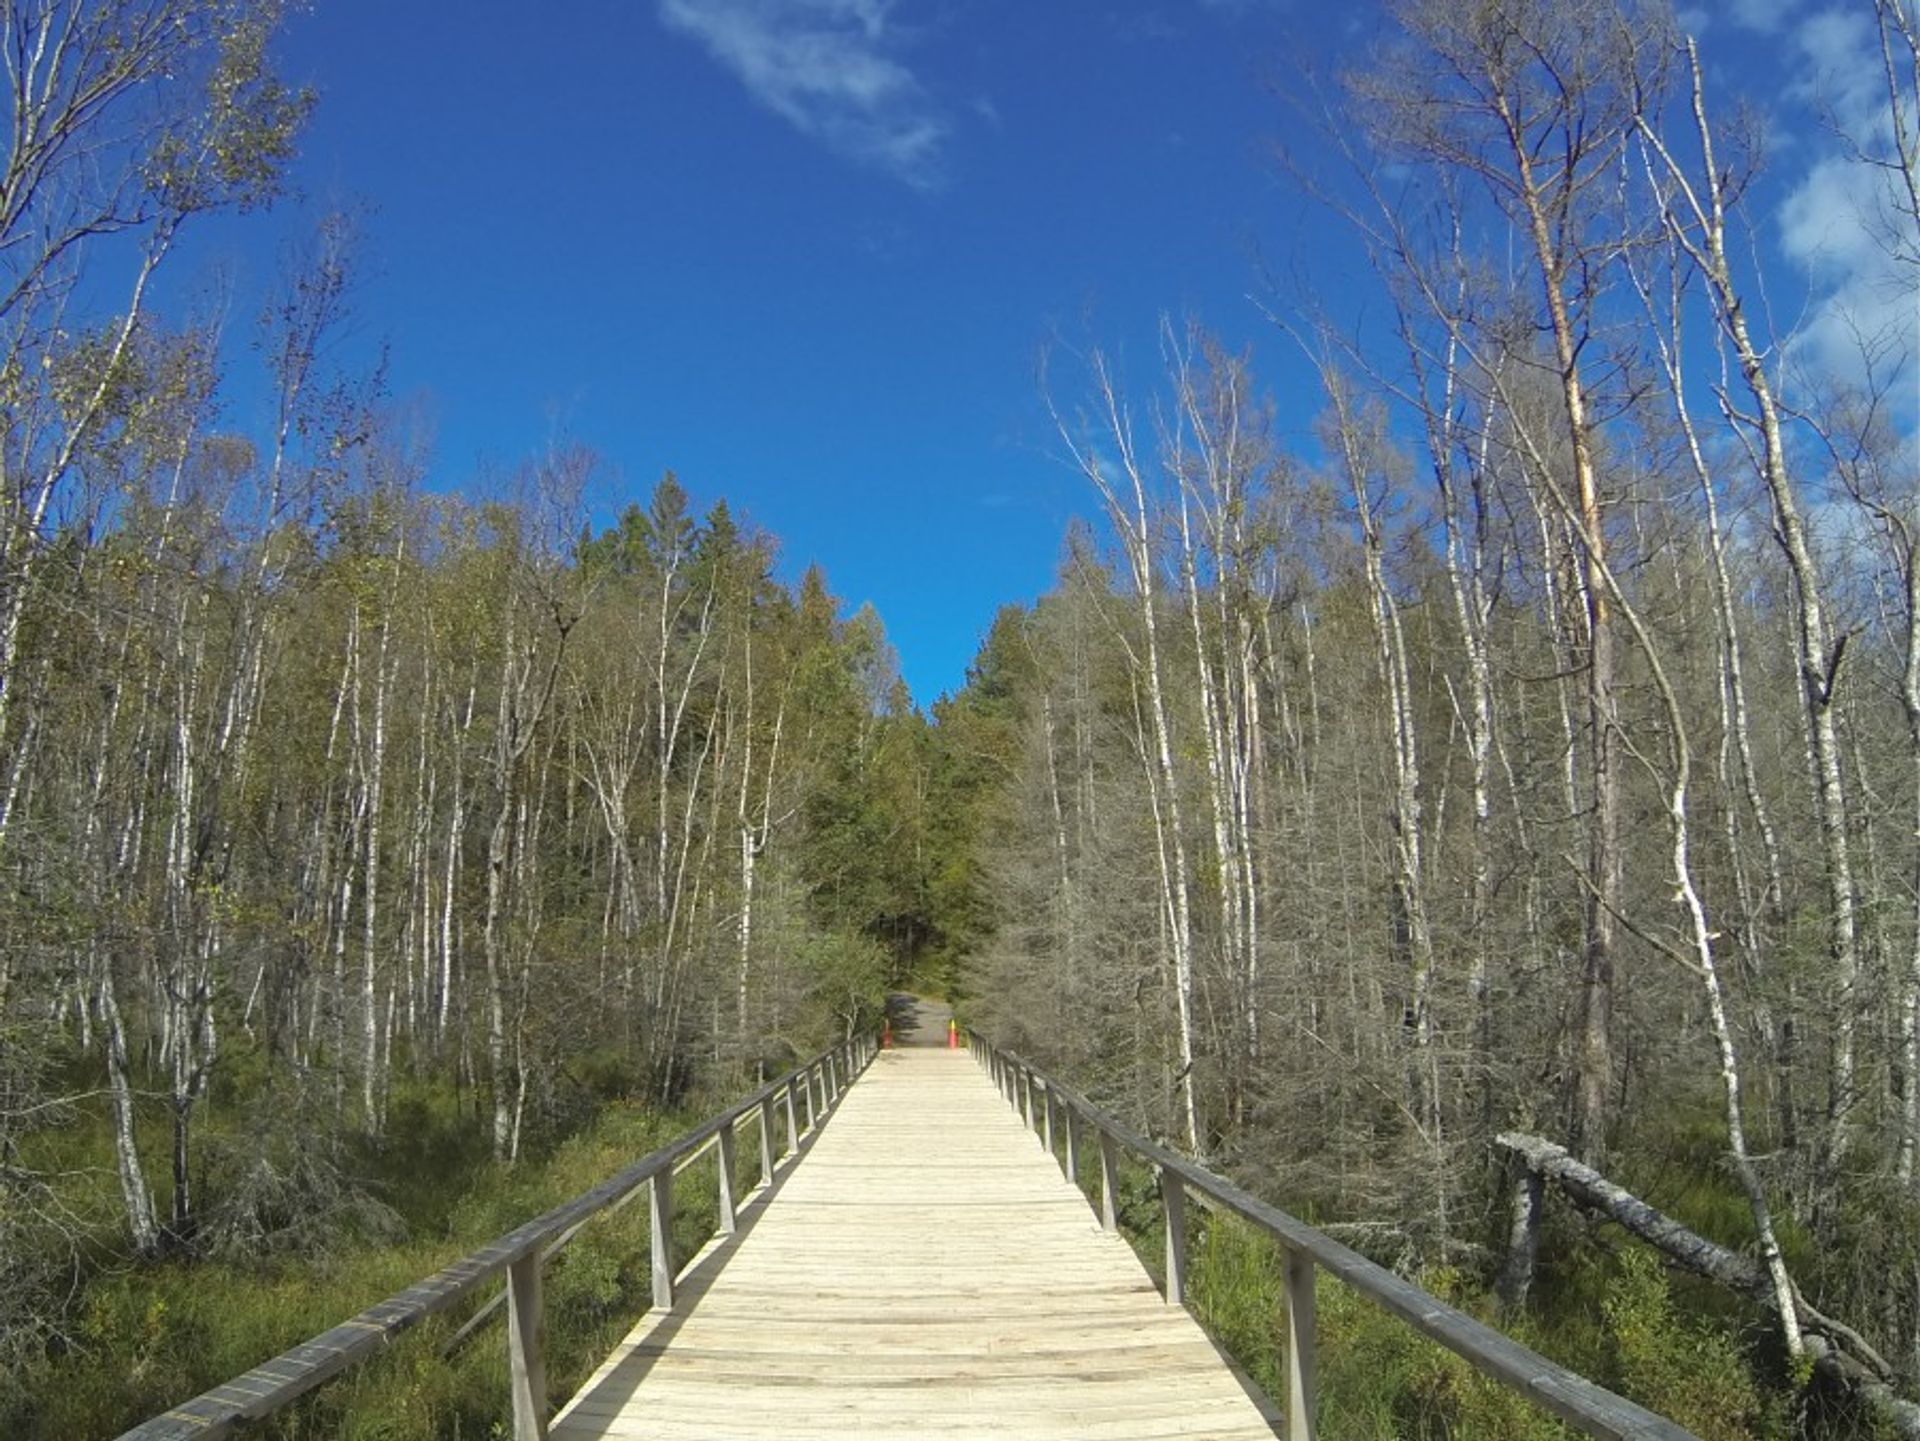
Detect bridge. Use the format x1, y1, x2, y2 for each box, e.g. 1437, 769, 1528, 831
121, 1014, 1697, 1441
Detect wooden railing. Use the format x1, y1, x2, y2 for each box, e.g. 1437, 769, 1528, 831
120, 1034, 877, 1441
971, 1035, 1700, 1441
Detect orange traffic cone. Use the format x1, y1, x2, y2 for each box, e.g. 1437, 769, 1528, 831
947, 1017, 959, 1050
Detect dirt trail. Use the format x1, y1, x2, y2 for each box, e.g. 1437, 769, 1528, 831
885, 992, 952, 1047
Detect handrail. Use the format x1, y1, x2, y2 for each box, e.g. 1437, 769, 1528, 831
970, 1035, 1699, 1441
120, 1034, 878, 1441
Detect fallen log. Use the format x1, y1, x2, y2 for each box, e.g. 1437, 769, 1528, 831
1495, 1131, 1920, 1439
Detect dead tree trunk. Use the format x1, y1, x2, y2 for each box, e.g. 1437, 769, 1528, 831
1497, 1131, 1918, 1436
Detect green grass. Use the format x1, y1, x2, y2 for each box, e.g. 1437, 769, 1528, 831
1019, 1100, 1808, 1441
1177, 1203, 1795, 1441
3, 1078, 768, 1440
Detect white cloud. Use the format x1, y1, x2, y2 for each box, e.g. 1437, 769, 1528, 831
658, 0, 949, 188
1772, 6, 1917, 401
1728, 0, 1796, 34
1790, 7, 1881, 126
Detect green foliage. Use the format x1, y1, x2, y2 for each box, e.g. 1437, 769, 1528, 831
145, 3, 314, 215
1186, 1211, 1568, 1441
1599, 1250, 1782, 1441
795, 929, 890, 1037
1, 1087, 701, 1439
1175, 1204, 1798, 1441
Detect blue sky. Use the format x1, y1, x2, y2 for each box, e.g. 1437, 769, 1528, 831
159, 0, 1903, 704
165, 0, 1349, 704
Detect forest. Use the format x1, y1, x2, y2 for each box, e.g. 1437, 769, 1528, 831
2, 0, 1918, 1437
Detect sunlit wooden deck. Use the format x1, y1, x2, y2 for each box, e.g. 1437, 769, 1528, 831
549, 1047, 1281, 1440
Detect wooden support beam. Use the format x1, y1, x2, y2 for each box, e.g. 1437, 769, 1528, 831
1042, 1085, 1055, 1157
1099, 1130, 1119, 1232
785, 1076, 801, 1153
507, 1252, 547, 1441
1161, 1166, 1187, 1307
650, 1168, 675, 1312
716, 1121, 738, 1236
1064, 1105, 1080, 1188
758, 1094, 776, 1189
1284, 1248, 1317, 1441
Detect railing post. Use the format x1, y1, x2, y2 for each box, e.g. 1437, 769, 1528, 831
827, 1052, 839, 1101
716, 1121, 739, 1236
804, 1066, 818, 1132
1098, 1130, 1119, 1231
1160, 1166, 1186, 1307
1042, 1083, 1055, 1156
1064, 1104, 1079, 1186
785, 1075, 802, 1152
758, 1094, 777, 1187
1284, 1249, 1318, 1440
506, 1251, 547, 1441
1020, 1068, 1033, 1129
650, 1168, 675, 1311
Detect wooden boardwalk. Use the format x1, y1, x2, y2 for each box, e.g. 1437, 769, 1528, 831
550, 1047, 1281, 1440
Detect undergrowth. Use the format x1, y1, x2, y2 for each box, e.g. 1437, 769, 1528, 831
4, 1080, 746, 1439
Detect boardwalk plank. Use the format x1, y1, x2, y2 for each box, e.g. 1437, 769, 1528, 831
550, 1049, 1279, 1440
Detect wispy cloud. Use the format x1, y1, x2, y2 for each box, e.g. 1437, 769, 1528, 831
1727, 0, 1797, 34
1773, 6, 1916, 400
658, 0, 949, 188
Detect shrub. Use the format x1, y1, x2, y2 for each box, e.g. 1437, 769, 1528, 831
1600, 1248, 1783, 1441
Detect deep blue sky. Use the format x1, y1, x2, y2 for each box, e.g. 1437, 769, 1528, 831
158, 0, 1890, 704
165, 0, 1356, 703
